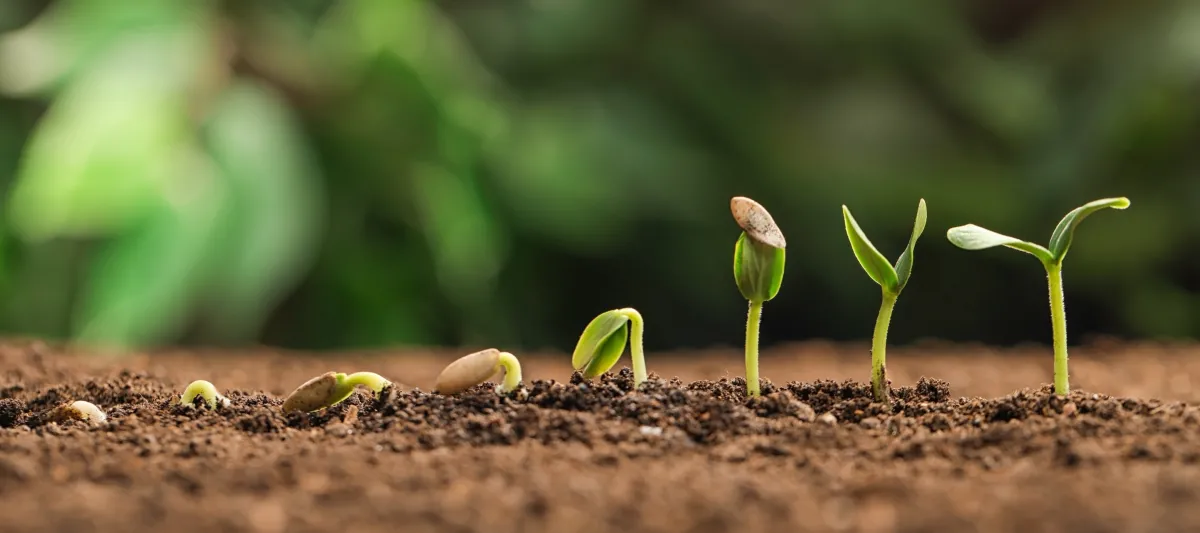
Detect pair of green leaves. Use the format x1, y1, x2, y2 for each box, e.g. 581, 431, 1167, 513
843, 199, 928, 295
946, 197, 1130, 265
572, 309, 633, 378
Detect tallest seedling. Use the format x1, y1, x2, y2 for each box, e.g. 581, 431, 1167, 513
843, 199, 927, 404
731, 196, 786, 397
947, 197, 1130, 396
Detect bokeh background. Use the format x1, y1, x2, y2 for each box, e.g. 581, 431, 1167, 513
0, 0, 1196, 354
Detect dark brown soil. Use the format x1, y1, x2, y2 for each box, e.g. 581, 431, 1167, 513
3, 338, 1200, 532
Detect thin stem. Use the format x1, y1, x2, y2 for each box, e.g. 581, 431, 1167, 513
496, 352, 523, 393
341, 371, 391, 394
745, 300, 763, 397
1046, 262, 1069, 396
331, 371, 392, 407
871, 290, 898, 404
617, 308, 647, 387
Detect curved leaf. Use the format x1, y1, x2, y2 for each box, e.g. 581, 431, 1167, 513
733, 233, 785, 302
892, 198, 927, 292
842, 205, 899, 292
1047, 197, 1130, 261
582, 322, 630, 378
571, 310, 630, 371
946, 224, 1054, 263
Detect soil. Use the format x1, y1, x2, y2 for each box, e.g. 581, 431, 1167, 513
3, 337, 1200, 533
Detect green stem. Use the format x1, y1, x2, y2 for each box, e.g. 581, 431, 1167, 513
1046, 262, 1069, 396
331, 371, 392, 406
745, 300, 763, 397
871, 290, 898, 404
496, 351, 523, 393
617, 308, 648, 387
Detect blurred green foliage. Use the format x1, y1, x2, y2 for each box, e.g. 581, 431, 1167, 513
0, 0, 1197, 353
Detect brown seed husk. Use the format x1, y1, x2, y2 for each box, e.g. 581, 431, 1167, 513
435, 348, 501, 395
282, 372, 339, 413
731, 196, 786, 248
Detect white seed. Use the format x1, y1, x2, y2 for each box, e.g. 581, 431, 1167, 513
282, 372, 339, 413
731, 196, 786, 248
46, 401, 107, 424
435, 349, 501, 395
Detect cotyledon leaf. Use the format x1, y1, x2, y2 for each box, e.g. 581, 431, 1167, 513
1047, 197, 1130, 261
842, 205, 899, 292
892, 198, 927, 292
946, 224, 1055, 264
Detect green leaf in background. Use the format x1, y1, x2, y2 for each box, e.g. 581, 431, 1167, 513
946, 224, 1055, 264
1047, 197, 1131, 261
842, 205, 900, 291
201, 81, 324, 342
0, 0, 209, 98
5, 31, 202, 241
73, 148, 227, 349
892, 198, 927, 291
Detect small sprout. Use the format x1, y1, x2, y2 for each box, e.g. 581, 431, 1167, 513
843, 199, 927, 404
947, 197, 1131, 396
731, 196, 786, 397
46, 400, 107, 424
179, 379, 230, 409
571, 308, 648, 388
281, 371, 391, 413
434, 348, 523, 395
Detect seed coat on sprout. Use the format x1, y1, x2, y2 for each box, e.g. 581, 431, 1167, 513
730, 196, 786, 397
282, 371, 391, 413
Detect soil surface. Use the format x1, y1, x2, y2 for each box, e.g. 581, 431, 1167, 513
2, 338, 1200, 533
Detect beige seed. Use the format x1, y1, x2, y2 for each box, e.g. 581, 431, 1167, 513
282, 371, 339, 413
730, 196, 786, 248
46, 400, 107, 424
435, 348, 501, 395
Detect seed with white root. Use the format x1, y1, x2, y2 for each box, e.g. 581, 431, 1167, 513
731, 196, 787, 248
434, 348, 523, 395
281, 371, 392, 413
45, 401, 107, 424
179, 380, 230, 409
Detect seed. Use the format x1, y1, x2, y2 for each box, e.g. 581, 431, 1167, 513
434, 349, 501, 395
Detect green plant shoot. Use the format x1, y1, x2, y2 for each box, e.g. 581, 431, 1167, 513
281, 371, 392, 413
731, 196, 786, 397
179, 379, 230, 409
947, 197, 1130, 396
571, 308, 647, 388
843, 199, 927, 404
434, 348, 523, 395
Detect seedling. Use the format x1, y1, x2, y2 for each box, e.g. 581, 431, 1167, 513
179, 379, 230, 409
571, 308, 647, 388
281, 371, 391, 413
434, 348, 523, 395
947, 197, 1130, 396
730, 196, 786, 397
843, 199, 927, 404
46, 400, 107, 424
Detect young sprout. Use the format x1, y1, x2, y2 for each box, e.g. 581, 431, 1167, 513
179, 379, 230, 409
46, 400, 107, 424
281, 371, 391, 413
571, 308, 647, 388
947, 197, 1131, 396
843, 199, 927, 404
434, 348, 523, 395
731, 196, 786, 397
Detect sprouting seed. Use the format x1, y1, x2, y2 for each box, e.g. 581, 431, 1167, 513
434, 348, 523, 395
179, 379, 230, 409
947, 197, 1130, 396
843, 199, 927, 405
281, 371, 392, 413
731, 196, 786, 397
571, 307, 648, 388
46, 400, 107, 424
